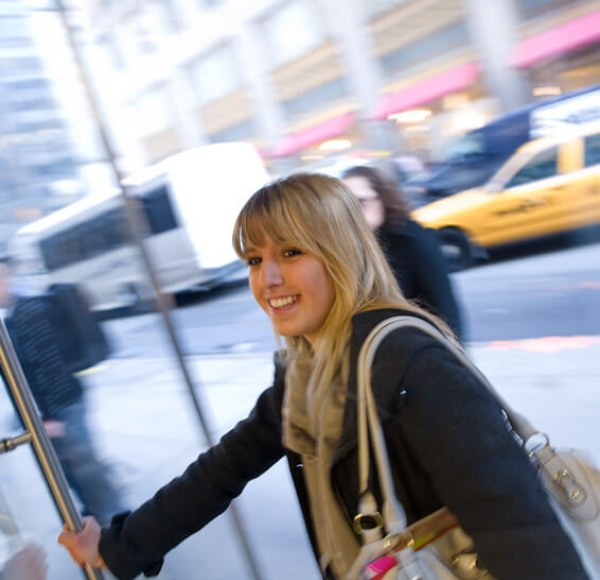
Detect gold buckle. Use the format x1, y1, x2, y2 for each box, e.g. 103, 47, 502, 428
353, 511, 384, 534
553, 468, 587, 505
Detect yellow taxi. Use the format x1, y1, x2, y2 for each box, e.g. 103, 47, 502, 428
412, 123, 600, 269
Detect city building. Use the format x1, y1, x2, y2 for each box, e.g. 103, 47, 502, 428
4, 0, 598, 222
74, 0, 599, 176
0, 0, 88, 252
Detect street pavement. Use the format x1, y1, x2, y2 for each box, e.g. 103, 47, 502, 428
2, 333, 600, 579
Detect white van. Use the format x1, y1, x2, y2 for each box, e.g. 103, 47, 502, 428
8, 142, 270, 312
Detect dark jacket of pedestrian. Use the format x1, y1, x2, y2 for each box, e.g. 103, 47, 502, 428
7, 296, 83, 420
377, 220, 463, 339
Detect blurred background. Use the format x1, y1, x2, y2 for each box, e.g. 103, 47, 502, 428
1, 0, 599, 246
0, 0, 599, 578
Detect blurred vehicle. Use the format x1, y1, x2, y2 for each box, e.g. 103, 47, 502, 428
412, 122, 600, 270
7, 142, 269, 312
405, 84, 600, 208
391, 155, 426, 185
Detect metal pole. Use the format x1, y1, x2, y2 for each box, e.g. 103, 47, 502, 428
0, 319, 103, 579
52, 2, 263, 578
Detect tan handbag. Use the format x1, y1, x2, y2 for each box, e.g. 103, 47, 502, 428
346, 316, 600, 579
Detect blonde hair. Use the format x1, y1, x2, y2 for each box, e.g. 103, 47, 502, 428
233, 173, 446, 388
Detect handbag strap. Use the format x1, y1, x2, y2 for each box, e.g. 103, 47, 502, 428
355, 315, 544, 539
361, 316, 540, 441
356, 320, 408, 536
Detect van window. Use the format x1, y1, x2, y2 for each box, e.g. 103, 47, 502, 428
138, 185, 178, 235
505, 146, 558, 188
40, 206, 131, 271
450, 134, 485, 159
584, 134, 600, 168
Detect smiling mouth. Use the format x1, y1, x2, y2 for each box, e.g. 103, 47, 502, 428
268, 295, 298, 308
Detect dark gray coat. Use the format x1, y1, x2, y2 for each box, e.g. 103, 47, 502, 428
6, 296, 83, 420
377, 221, 464, 340
99, 309, 587, 579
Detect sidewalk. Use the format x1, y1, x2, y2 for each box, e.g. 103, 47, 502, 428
3, 336, 600, 579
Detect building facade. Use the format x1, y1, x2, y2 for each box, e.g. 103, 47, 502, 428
0, 0, 87, 251
75, 0, 600, 174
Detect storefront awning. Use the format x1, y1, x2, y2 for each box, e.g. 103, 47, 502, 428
374, 62, 480, 121
269, 112, 356, 158
511, 10, 600, 69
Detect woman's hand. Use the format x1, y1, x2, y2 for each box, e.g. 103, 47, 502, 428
43, 420, 65, 438
57, 517, 105, 569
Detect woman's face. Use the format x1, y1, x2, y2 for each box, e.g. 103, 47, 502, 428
246, 235, 335, 344
343, 175, 385, 231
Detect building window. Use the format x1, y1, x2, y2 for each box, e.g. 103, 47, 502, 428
5, 56, 44, 74
517, 0, 582, 20
0, 17, 31, 48
262, 0, 325, 66
119, 13, 156, 68
143, 0, 182, 37
362, 0, 407, 18
379, 21, 470, 79
190, 44, 242, 105
282, 79, 349, 119
198, 0, 226, 8
99, 35, 125, 70
135, 86, 174, 137
210, 119, 257, 143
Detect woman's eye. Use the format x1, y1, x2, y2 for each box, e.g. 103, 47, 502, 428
283, 248, 302, 258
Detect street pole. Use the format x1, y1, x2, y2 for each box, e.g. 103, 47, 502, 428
50, 2, 263, 578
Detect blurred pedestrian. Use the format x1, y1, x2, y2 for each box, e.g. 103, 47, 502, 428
0, 481, 47, 580
0, 542, 47, 580
342, 164, 464, 340
58, 173, 585, 579
0, 258, 126, 526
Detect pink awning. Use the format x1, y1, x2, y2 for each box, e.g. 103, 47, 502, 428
374, 62, 480, 121
511, 10, 600, 69
270, 112, 356, 157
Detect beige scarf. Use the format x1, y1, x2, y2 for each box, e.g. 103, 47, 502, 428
282, 350, 360, 577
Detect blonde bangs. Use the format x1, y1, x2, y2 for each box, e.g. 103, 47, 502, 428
233, 178, 329, 261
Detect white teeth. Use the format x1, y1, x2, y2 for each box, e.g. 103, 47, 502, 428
269, 295, 297, 308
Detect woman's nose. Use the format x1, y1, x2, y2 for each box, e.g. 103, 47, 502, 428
261, 259, 283, 287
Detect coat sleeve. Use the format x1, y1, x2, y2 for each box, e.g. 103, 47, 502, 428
388, 338, 588, 579
99, 379, 286, 580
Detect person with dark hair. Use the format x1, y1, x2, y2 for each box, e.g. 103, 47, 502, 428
342, 165, 464, 340
0, 259, 125, 526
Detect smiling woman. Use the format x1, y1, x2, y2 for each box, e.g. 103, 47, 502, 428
244, 237, 335, 344
58, 172, 588, 580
